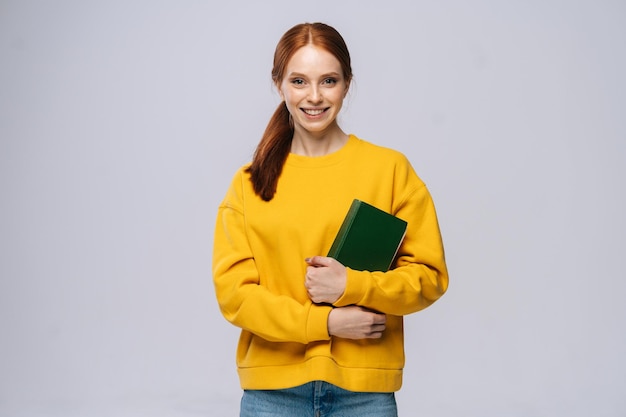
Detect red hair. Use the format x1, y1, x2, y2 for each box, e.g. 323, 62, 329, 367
246, 22, 353, 201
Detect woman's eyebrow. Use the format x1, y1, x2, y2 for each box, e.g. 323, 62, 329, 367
287, 71, 342, 78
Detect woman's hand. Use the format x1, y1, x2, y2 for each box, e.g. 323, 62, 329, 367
305, 256, 347, 304
328, 306, 386, 339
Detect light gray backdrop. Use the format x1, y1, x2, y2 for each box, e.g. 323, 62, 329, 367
1, 1, 625, 416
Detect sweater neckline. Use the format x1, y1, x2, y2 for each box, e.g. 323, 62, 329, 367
285, 134, 358, 168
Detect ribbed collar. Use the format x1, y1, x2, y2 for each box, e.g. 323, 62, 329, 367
285, 134, 359, 168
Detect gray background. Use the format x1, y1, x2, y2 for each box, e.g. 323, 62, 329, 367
1, 1, 625, 416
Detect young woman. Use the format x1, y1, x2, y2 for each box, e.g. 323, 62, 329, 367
212, 22, 449, 417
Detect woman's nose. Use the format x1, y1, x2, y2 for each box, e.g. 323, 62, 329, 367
308, 86, 322, 103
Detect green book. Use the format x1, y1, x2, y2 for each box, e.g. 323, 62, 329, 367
327, 199, 408, 271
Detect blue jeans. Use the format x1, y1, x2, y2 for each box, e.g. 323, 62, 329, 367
240, 381, 398, 417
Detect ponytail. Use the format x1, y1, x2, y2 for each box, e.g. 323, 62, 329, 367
246, 101, 293, 201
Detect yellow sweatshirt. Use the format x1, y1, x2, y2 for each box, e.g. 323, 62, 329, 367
212, 135, 448, 392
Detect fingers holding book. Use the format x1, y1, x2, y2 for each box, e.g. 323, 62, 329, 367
304, 256, 347, 304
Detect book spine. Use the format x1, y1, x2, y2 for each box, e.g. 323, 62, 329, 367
327, 200, 362, 258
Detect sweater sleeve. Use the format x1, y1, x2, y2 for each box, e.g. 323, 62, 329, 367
212, 170, 332, 344
333, 162, 449, 316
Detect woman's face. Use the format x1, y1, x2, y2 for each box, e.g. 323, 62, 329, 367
278, 44, 349, 136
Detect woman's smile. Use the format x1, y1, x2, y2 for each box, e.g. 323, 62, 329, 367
301, 107, 329, 117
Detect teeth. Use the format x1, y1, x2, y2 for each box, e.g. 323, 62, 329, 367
303, 109, 325, 115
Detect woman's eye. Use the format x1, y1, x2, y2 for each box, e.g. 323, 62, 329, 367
323, 78, 337, 85
291, 79, 304, 86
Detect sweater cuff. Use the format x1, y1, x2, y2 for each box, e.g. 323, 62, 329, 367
306, 304, 333, 341
334, 268, 368, 307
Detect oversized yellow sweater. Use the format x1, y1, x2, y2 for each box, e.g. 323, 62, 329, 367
212, 135, 448, 392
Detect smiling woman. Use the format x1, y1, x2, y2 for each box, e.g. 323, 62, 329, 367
212, 22, 449, 417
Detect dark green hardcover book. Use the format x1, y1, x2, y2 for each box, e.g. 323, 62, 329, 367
327, 199, 408, 271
